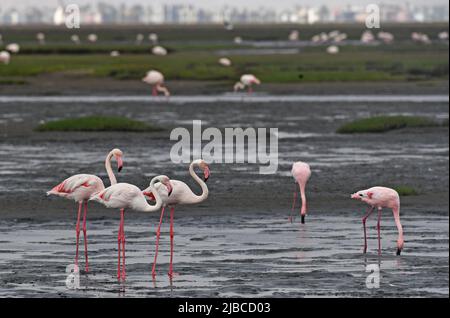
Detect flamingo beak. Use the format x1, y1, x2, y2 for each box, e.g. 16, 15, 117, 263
396, 248, 402, 256
203, 166, 210, 182
301, 215, 305, 224
117, 156, 123, 172
143, 191, 155, 200
166, 183, 173, 196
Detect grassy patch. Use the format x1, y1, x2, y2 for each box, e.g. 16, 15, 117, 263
35, 116, 162, 132
337, 116, 441, 134
393, 186, 419, 196
0, 78, 27, 85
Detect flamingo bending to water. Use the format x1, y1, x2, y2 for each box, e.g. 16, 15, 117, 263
90, 176, 172, 280
47, 149, 123, 271
143, 159, 210, 278
142, 70, 170, 97
234, 74, 261, 94
291, 161, 311, 224
351, 186, 404, 256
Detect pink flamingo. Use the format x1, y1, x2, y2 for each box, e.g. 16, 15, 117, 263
142, 159, 210, 278
234, 74, 261, 94
291, 161, 311, 224
351, 186, 404, 256
90, 176, 172, 280
142, 70, 170, 96
47, 148, 123, 272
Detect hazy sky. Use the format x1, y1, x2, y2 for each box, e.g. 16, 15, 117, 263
1, 0, 449, 10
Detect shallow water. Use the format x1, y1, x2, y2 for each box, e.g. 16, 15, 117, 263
0, 94, 448, 104
0, 212, 447, 297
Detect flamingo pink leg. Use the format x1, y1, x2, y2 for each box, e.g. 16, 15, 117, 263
152, 86, 157, 96
248, 86, 253, 95
152, 206, 165, 278
362, 207, 375, 253
82, 200, 89, 272
168, 207, 175, 278
377, 208, 382, 256
75, 202, 82, 267
117, 209, 123, 280
121, 209, 126, 280
290, 182, 298, 223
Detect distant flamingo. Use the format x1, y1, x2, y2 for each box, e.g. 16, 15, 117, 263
142, 70, 170, 97
351, 186, 404, 256
0, 51, 10, 65
90, 176, 172, 280
291, 161, 311, 224
142, 159, 210, 278
47, 149, 123, 272
234, 74, 261, 94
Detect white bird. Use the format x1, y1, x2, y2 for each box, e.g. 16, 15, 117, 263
136, 33, 144, 45
36, 32, 46, 44
6, 43, 20, 54
71, 34, 80, 44
438, 31, 449, 40
361, 31, 375, 43
110, 50, 120, 57
0, 51, 11, 65
326, 45, 339, 54
142, 159, 210, 278
149, 33, 158, 43
90, 175, 172, 280
288, 30, 299, 41
87, 34, 98, 43
234, 36, 243, 44
218, 57, 232, 66
234, 74, 261, 94
377, 31, 394, 43
142, 70, 170, 96
152, 45, 167, 56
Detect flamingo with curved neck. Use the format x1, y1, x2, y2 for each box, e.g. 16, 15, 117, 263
351, 186, 404, 256
291, 161, 311, 224
142, 159, 210, 278
89, 175, 173, 280
47, 148, 123, 272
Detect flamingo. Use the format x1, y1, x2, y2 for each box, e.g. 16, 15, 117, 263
47, 148, 123, 272
0, 51, 10, 65
326, 45, 339, 54
291, 161, 311, 224
351, 186, 404, 256
89, 175, 173, 280
142, 159, 210, 278
218, 57, 232, 66
142, 70, 170, 97
87, 34, 98, 43
234, 74, 261, 94
36, 32, 45, 45
152, 45, 167, 56
6, 43, 20, 54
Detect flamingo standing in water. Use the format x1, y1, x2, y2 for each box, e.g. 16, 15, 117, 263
47, 149, 123, 271
142, 70, 170, 97
234, 74, 261, 94
142, 159, 210, 278
291, 161, 311, 224
351, 186, 404, 256
90, 176, 173, 280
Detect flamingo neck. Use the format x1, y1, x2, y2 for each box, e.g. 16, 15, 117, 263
156, 84, 170, 96
105, 151, 117, 185
188, 161, 209, 204
299, 183, 307, 216
143, 177, 164, 212
393, 205, 404, 248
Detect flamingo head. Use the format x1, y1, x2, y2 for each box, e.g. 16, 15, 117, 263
197, 160, 210, 182
158, 175, 173, 196
252, 77, 261, 85
351, 189, 372, 201
396, 238, 404, 256
111, 148, 123, 172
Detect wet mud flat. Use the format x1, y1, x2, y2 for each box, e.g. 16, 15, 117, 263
0, 211, 448, 297
0, 95, 448, 297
